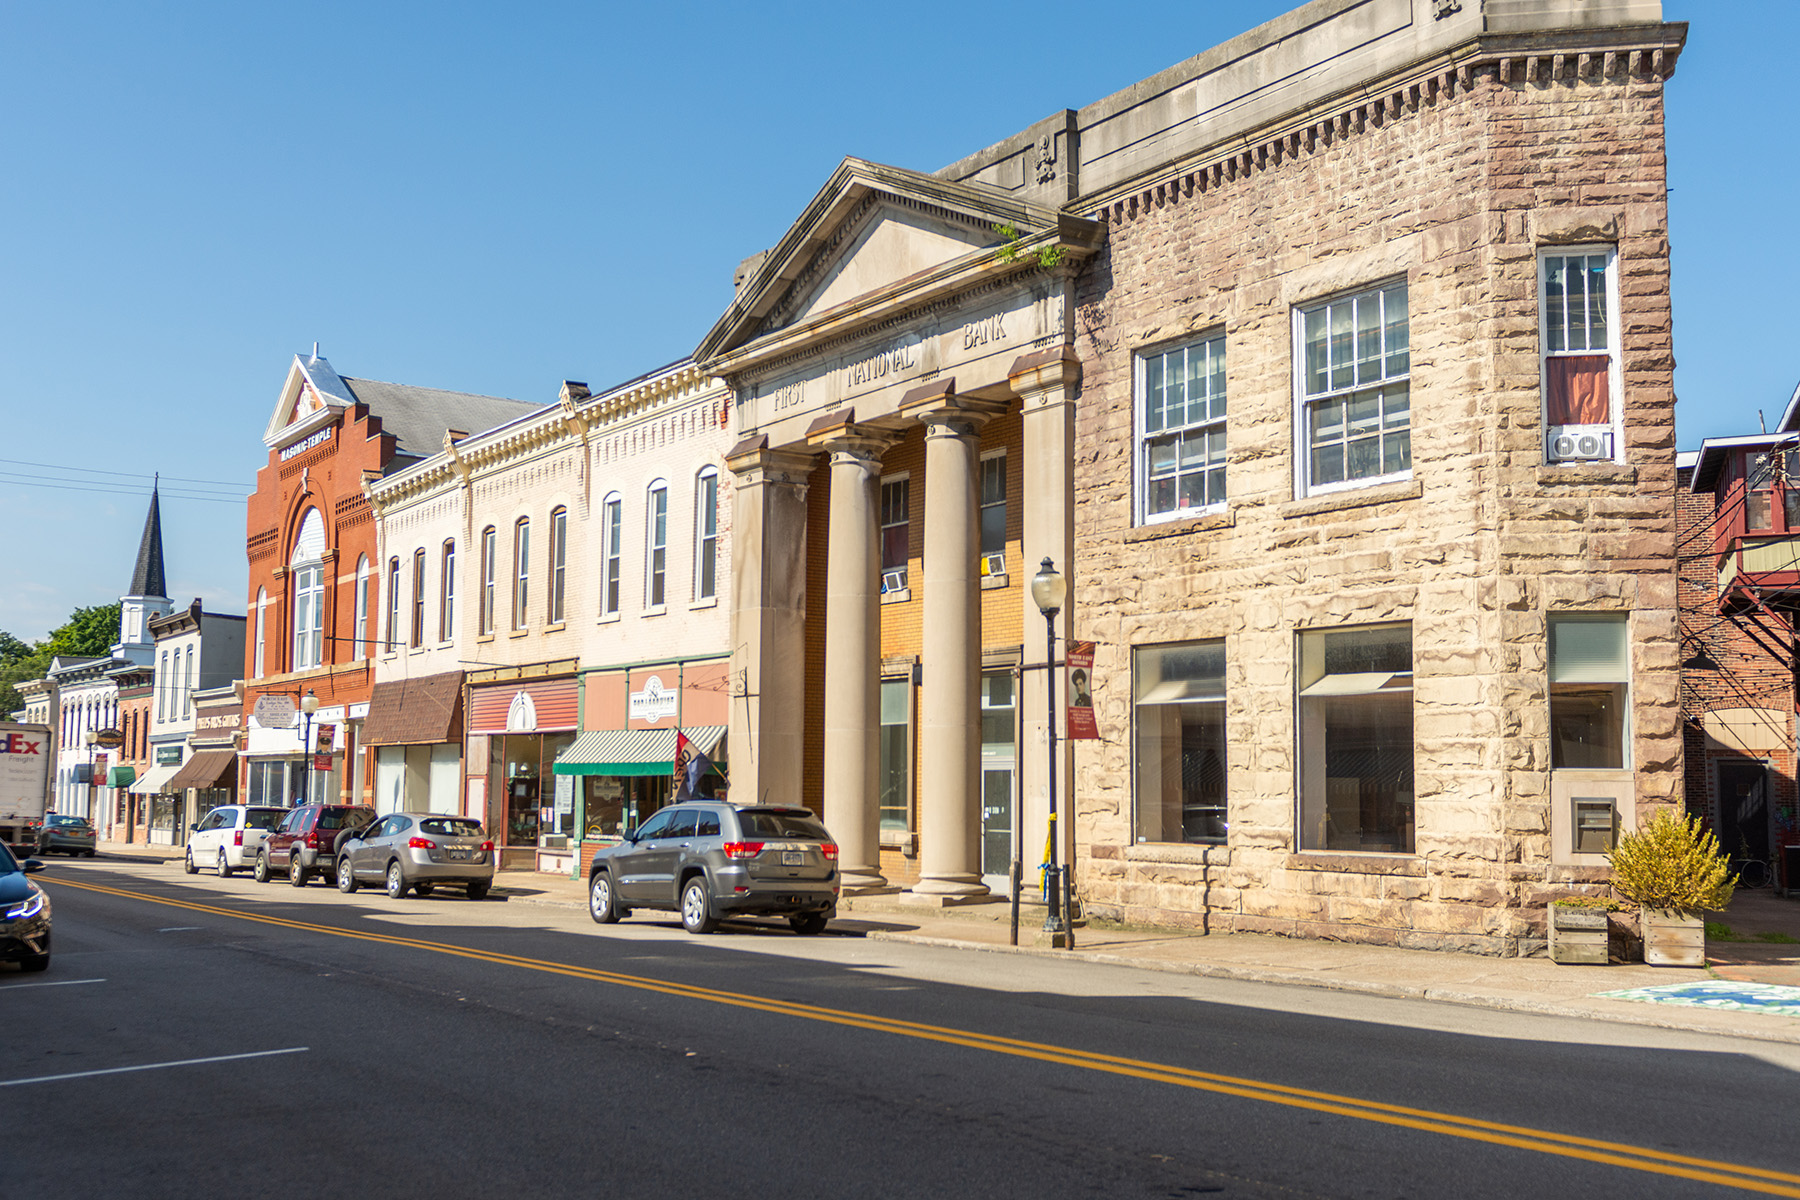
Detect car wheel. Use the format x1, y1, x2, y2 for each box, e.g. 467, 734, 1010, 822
337, 857, 358, 894
83, 849, 95, 858
290, 855, 309, 887
415, 884, 434, 897
789, 912, 829, 936
216, 850, 233, 879
253, 851, 271, 883
680, 878, 718, 935
466, 880, 490, 901
19, 935, 49, 973
589, 872, 619, 924
385, 861, 409, 899
183, 849, 198, 875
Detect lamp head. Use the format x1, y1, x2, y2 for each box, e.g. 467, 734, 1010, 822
300, 689, 320, 716
1030, 557, 1067, 616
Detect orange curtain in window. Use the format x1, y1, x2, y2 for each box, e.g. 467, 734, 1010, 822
1547, 355, 1610, 424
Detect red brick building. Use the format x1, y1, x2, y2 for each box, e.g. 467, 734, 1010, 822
242, 352, 537, 807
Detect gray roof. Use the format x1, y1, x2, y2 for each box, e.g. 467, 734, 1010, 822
339, 377, 543, 468
127, 484, 167, 598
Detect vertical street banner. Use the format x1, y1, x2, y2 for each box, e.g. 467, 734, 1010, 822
1066, 641, 1098, 739
313, 723, 336, 772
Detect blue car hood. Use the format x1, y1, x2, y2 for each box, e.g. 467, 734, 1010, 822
0, 872, 34, 904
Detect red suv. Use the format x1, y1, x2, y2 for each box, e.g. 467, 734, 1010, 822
254, 804, 376, 887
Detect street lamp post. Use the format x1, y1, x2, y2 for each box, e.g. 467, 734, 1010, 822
83, 729, 99, 823
1030, 557, 1072, 950
296, 690, 320, 806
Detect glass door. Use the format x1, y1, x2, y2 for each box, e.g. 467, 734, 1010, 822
980, 669, 1016, 894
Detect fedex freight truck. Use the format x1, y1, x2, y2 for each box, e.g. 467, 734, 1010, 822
0, 723, 52, 853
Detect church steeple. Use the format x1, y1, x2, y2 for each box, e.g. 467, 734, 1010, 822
113, 478, 173, 664
128, 477, 167, 600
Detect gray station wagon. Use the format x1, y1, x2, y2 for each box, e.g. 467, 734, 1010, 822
587, 802, 839, 935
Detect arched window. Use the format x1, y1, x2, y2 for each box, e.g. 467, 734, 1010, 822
600, 493, 622, 617
694, 467, 718, 602
253, 588, 267, 678
387, 558, 401, 651
353, 557, 371, 660
512, 517, 531, 630
479, 527, 497, 635
548, 507, 567, 624
440, 540, 456, 641
291, 509, 326, 670
411, 548, 426, 648
646, 481, 668, 608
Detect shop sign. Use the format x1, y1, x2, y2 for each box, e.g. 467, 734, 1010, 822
254, 694, 297, 729
629, 675, 679, 724
195, 707, 242, 732
279, 425, 333, 461
1066, 641, 1098, 740
155, 743, 184, 766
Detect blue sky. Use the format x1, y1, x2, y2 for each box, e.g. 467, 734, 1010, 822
0, 0, 1779, 642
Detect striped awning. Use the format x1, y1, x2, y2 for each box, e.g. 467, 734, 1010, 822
552, 726, 725, 777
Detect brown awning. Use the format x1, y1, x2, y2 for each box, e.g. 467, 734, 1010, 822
359, 671, 465, 747
166, 749, 238, 791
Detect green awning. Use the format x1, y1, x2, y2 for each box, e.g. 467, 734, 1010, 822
552, 726, 725, 777
107, 765, 137, 787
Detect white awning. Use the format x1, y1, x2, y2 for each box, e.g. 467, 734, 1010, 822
1299, 672, 1409, 697
1136, 679, 1225, 706
127, 762, 182, 795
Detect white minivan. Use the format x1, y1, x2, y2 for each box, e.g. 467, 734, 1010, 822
185, 805, 285, 878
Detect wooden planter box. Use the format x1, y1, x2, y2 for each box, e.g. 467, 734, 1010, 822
1548, 905, 1610, 964
1641, 908, 1705, 967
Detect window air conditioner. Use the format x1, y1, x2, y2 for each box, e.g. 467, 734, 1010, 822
1548, 424, 1614, 462
980, 552, 1005, 577
880, 569, 907, 594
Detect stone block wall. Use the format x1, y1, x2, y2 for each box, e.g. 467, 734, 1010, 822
1068, 62, 1679, 954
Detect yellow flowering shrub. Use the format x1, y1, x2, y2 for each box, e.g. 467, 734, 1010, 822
1607, 810, 1736, 913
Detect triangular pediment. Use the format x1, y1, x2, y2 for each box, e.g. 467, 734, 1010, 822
697, 158, 1084, 367
263, 351, 359, 450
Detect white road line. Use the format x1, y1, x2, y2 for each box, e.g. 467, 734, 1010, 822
0, 1047, 309, 1087
0, 978, 105, 990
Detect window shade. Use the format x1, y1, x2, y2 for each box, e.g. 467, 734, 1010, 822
1549, 616, 1628, 683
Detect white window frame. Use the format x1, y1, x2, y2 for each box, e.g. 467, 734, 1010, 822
183, 645, 194, 718
479, 527, 496, 635
353, 557, 370, 659
646, 481, 668, 610
1135, 333, 1227, 524
548, 507, 568, 625
880, 474, 910, 594
694, 469, 718, 603
386, 557, 401, 652
978, 451, 1007, 575
439, 541, 455, 642
601, 494, 623, 618
1293, 279, 1411, 497
292, 562, 324, 670
410, 548, 426, 649
512, 517, 530, 631
157, 651, 168, 721
1538, 245, 1622, 465
253, 588, 266, 677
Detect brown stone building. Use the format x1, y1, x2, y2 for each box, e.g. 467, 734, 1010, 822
707, 0, 1685, 951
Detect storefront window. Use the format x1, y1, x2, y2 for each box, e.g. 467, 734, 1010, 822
879, 678, 911, 832
1549, 614, 1629, 769
1298, 623, 1414, 853
1134, 640, 1227, 845
488, 732, 577, 847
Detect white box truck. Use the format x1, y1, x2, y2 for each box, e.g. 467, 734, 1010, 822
0, 722, 52, 853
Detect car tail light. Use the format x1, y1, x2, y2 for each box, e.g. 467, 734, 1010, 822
234, 831, 244, 846
305, 829, 322, 848
819, 843, 839, 861
480, 841, 494, 853
721, 842, 764, 860
408, 837, 436, 850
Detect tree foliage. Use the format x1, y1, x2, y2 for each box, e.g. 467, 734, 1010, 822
0, 602, 124, 718
1608, 810, 1736, 913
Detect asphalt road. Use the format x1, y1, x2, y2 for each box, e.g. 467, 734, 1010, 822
5, 860, 1799, 1200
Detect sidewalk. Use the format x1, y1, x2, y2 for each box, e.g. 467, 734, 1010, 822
90, 839, 1800, 1044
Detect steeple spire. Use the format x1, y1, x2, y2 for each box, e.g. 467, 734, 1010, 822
128, 475, 167, 599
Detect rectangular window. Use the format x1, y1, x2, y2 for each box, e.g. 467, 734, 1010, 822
157, 651, 168, 721
294, 563, 324, 669
1540, 247, 1620, 463
479, 529, 495, 635
1138, 335, 1226, 522
253, 593, 266, 677
1134, 641, 1226, 845
880, 477, 909, 592
184, 646, 194, 717
979, 454, 1006, 573
696, 472, 718, 601
647, 486, 667, 608
1298, 623, 1414, 853
602, 498, 622, 616
512, 520, 530, 631
439, 543, 455, 642
387, 559, 401, 651
1297, 282, 1410, 494
1548, 614, 1629, 770
1743, 448, 1800, 533
411, 548, 426, 648
353, 567, 369, 659
879, 677, 911, 832
549, 508, 567, 625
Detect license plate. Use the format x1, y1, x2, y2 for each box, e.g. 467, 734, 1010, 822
447, 848, 468, 860
781, 850, 804, 866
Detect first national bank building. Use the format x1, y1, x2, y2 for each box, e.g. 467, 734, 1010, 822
701, 0, 1684, 955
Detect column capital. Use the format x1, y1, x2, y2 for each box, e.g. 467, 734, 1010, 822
726, 436, 817, 488
900, 380, 1007, 438
1008, 345, 1083, 403
805, 407, 900, 464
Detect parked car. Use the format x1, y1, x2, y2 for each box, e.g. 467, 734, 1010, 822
254, 804, 376, 887
35, 813, 95, 857
0, 842, 50, 971
336, 813, 494, 900
587, 802, 839, 935
184, 805, 285, 878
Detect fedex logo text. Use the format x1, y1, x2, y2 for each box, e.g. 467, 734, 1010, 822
1, 733, 43, 756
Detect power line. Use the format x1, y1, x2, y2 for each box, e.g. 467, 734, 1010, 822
0, 474, 246, 505
0, 457, 252, 489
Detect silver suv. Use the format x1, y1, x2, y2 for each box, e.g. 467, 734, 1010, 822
587, 803, 839, 935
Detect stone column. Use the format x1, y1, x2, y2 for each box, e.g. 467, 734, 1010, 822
725, 439, 816, 809
1011, 348, 1081, 895
816, 425, 897, 891
903, 388, 1003, 900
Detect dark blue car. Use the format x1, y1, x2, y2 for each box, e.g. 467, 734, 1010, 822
0, 842, 51, 972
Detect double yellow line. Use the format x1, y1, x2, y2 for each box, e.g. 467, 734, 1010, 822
51, 875, 1800, 1196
